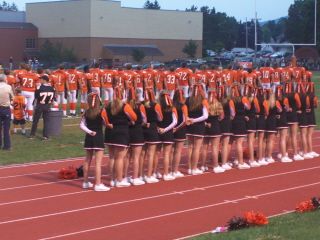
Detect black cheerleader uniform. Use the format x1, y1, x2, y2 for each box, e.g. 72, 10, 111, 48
186, 98, 207, 137
105, 104, 134, 147
266, 104, 278, 133
205, 115, 221, 137
276, 98, 289, 129
306, 93, 317, 127
158, 108, 176, 144
286, 93, 299, 125
245, 98, 258, 133
256, 97, 267, 132
129, 103, 145, 146
297, 93, 309, 128
231, 99, 247, 137
220, 100, 233, 136
143, 102, 161, 144
173, 104, 187, 141
82, 110, 105, 150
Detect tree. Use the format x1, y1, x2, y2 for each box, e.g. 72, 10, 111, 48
131, 49, 145, 63
143, 0, 160, 10
286, 0, 319, 48
183, 40, 198, 58
0, 1, 18, 11
186, 5, 198, 12
39, 40, 77, 65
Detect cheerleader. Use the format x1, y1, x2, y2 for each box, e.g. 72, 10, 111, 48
202, 89, 225, 173
255, 88, 269, 166
186, 84, 208, 175
275, 85, 292, 162
158, 92, 178, 180
285, 82, 304, 161
296, 83, 313, 159
305, 82, 319, 157
172, 89, 188, 178
218, 86, 234, 170
80, 93, 110, 191
265, 90, 281, 163
143, 89, 163, 183
231, 86, 251, 169
127, 87, 146, 185
244, 84, 260, 167
105, 88, 137, 187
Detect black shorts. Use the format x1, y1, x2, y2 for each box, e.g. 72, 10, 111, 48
159, 130, 174, 144
220, 117, 232, 136
187, 121, 205, 137
174, 126, 186, 141
13, 119, 26, 125
246, 116, 256, 133
266, 115, 277, 133
297, 111, 308, 128
256, 115, 266, 132
306, 111, 316, 127
143, 122, 160, 144
105, 125, 129, 147
231, 116, 247, 137
276, 112, 288, 129
287, 111, 298, 124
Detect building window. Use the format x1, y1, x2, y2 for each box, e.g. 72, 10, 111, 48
25, 38, 36, 49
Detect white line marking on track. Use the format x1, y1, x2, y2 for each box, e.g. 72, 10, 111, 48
0, 166, 319, 225
37, 181, 320, 240
0, 165, 319, 207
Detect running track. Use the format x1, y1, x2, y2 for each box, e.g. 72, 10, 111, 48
1, 133, 320, 239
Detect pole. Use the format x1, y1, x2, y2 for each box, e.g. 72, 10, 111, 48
315, 0, 317, 44
246, 17, 248, 53
254, 0, 257, 65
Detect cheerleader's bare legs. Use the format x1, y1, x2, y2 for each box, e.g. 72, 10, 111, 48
200, 138, 209, 171
257, 131, 268, 165
279, 128, 292, 162
190, 136, 204, 174
162, 143, 173, 177
266, 132, 276, 162
211, 137, 224, 173
307, 127, 319, 157
221, 135, 231, 169
108, 145, 116, 186
145, 144, 159, 183
83, 150, 93, 185
94, 150, 104, 185
300, 127, 312, 159
187, 135, 194, 174
289, 123, 304, 160
172, 141, 185, 176
152, 145, 162, 178
114, 146, 128, 184
247, 132, 260, 167
139, 147, 146, 178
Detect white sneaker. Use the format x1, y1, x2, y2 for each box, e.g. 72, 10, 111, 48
233, 159, 239, 166
265, 157, 275, 164
303, 153, 314, 159
82, 181, 93, 189
163, 174, 175, 181
126, 177, 132, 184
309, 151, 320, 157
249, 160, 260, 168
293, 154, 304, 161
192, 168, 204, 175
213, 166, 225, 173
94, 184, 110, 192
131, 178, 145, 186
144, 176, 159, 183
200, 166, 207, 172
173, 171, 184, 178
110, 180, 116, 187
281, 156, 293, 163
258, 159, 269, 166
277, 153, 282, 159
153, 172, 163, 179
238, 163, 251, 170
116, 179, 131, 187
187, 169, 192, 175
222, 163, 232, 170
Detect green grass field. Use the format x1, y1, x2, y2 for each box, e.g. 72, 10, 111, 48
191, 211, 320, 240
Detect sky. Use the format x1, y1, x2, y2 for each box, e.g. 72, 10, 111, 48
12, 0, 295, 21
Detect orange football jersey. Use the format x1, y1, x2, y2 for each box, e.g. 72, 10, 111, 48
13, 95, 26, 120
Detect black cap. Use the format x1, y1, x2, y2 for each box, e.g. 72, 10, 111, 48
40, 75, 50, 82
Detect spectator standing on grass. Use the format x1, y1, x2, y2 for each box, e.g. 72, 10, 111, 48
29, 75, 55, 140
0, 74, 14, 150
